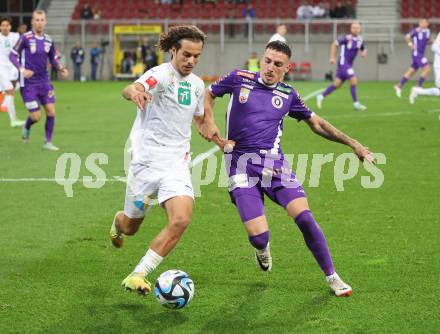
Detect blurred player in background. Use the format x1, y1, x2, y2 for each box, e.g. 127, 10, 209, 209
269, 24, 287, 43
110, 25, 229, 296
9, 10, 68, 151
409, 32, 440, 103
205, 41, 374, 297
394, 19, 432, 98
0, 17, 25, 127
316, 21, 367, 111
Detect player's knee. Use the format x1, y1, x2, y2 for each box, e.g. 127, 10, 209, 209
294, 209, 315, 225
31, 113, 41, 122
169, 215, 191, 233
248, 230, 270, 250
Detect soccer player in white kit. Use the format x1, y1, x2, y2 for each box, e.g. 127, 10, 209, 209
0, 17, 25, 127
410, 32, 440, 103
109, 25, 227, 295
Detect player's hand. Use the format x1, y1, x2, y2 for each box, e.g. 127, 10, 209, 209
329, 58, 336, 64
131, 91, 153, 110
213, 134, 235, 153
198, 121, 220, 141
353, 143, 375, 164
22, 69, 34, 79
222, 139, 236, 153
59, 68, 69, 78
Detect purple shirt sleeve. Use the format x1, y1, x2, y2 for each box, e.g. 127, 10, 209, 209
209, 69, 238, 97
288, 91, 313, 121
408, 29, 416, 38
48, 41, 60, 70
9, 35, 26, 70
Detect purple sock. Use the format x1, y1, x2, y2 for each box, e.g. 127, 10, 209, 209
45, 116, 55, 143
350, 84, 358, 102
417, 77, 425, 87
295, 210, 335, 276
322, 84, 336, 97
398, 77, 408, 88
249, 230, 269, 250
25, 116, 36, 130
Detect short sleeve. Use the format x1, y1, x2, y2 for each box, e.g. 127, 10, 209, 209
209, 69, 238, 97
194, 84, 205, 117
11, 34, 27, 55
288, 91, 314, 121
408, 29, 416, 38
135, 66, 166, 98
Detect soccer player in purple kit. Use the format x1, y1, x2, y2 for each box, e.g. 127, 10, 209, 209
394, 18, 432, 98
204, 41, 375, 297
316, 21, 367, 111
9, 10, 68, 151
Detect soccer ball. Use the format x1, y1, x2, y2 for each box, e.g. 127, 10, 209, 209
154, 270, 195, 309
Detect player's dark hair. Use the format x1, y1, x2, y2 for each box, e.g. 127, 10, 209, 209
158, 25, 206, 53
0, 17, 12, 25
265, 41, 292, 59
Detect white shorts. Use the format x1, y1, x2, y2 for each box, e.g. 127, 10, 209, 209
124, 149, 194, 219
0, 65, 18, 91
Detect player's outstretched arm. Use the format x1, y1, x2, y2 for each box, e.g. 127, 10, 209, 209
305, 114, 374, 163
122, 83, 152, 110
329, 42, 338, 64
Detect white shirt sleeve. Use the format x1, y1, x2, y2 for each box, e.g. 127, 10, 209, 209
194, 83, 205, 117
135, 66, 166, 98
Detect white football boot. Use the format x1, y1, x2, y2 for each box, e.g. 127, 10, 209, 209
409, 86, 419, 104
326, 272, 352, 297
255, 243, 272, 272
394, 85, 402, 98
353, 101, 367, 111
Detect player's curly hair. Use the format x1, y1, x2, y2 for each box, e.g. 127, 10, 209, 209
266, 41, 292, 59
158, 25, 206, 53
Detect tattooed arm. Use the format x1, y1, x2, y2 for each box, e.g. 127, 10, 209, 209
305, 114, 374, 163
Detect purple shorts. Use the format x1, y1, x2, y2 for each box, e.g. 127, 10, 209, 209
336, 65, 356, 81
411, 56, 429, 70
20, 82, 56, 112
226, 151, 306, 222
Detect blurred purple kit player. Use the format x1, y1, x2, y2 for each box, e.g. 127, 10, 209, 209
394, 19, 432, 98
9, 10, 68, 150
206, 41, 374, 296
316, 22, 367, 111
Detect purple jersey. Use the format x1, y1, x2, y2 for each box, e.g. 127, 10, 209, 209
409, 27, 430, 58
336, 34, 365, 67
9, 31, 59, 86
209, 69, 313, 154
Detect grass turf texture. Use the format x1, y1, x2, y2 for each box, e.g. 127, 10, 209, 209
0, 81, 439, 334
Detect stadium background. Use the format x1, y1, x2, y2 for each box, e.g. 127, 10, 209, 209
3, 0, 440, 80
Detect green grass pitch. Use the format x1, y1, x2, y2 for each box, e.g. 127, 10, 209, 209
0, 81, 439, 333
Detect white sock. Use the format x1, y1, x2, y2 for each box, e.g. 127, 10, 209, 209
4, 95, 17, 122
417, 87, 440, 96
134, 248, 163, 276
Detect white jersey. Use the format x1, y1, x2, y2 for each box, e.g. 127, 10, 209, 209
130, 62, 205, 164
432, 33, 440, 68
0, 32, 19, 68
269, 33, 286, 43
